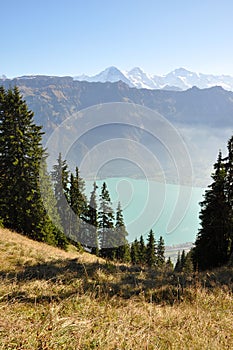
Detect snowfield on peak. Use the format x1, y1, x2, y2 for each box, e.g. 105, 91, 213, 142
74, 66, 233, 91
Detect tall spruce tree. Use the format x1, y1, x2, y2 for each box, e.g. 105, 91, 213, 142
86, 182, 99, 254
39, 157, 62, 231
175, 250, 193, 273
166, 257, 174, 271
69, 167, 88, 245
138, 235, 146, 265
51, 153, 70, 238
183, 251, 193, 273
174, 251, 182, 272
115, 202, 130, 262
180, 250, 186, 269
39, 157, 67, 248
130, 238, 140, 265
226, 136, 233, 206
146, 229, 156, 267
225, 136, 233, 258
0, 86, 66, 246
157, 236, 165, 267
98, 182, 115, 259
193, 151, 231, 270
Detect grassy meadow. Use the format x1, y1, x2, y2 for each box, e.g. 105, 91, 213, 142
0, 228, 232, 349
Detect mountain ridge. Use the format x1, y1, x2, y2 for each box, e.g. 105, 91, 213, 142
0, 75, 232, 186
74, 66, 233, 91
1, 76, 232, 133
3, 66, 233, 91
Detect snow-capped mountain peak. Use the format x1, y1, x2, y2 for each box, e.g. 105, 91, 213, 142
75, 66, 133, 86
125, 67, 158, 89
74, 67, 233, 91
95, 66, 123, 80
0, 74, 7, 80
172, 67, 192, 75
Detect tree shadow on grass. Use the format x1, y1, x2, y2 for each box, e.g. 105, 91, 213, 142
0, 259, 232, 305
0, 258, 185, 304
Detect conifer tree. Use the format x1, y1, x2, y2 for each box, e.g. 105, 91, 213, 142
225, 136, 233, 258
166, 257, 174, 271
136, 235, 146, 265
183, 251, 193, 273
0, 86, 66, 246
146, 229, 156, 267
69, 167, 88, 244
193, 151, 231, 269
175, 250, 193, 273
86, 182, 99, 254
157, 236, 165, 267
226, 136, 233, 207
174, 251, 182, 272
115, 202, 130, 262
180, 250, 186, 269
39, 158, 62, 231
98, 182, 115, 259
130, 238, 140, 265
39, 158, 67, 248
51, 153, 70, 237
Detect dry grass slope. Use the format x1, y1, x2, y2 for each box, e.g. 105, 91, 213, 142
0, 227, 232, 350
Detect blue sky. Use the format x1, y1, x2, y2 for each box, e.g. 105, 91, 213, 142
1, 0, 233, 77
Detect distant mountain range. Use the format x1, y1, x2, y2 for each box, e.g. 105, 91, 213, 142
1, 75, 232, 132
75, 66, 233, 91
0, 75, 232, 185
2, 66, 233, 91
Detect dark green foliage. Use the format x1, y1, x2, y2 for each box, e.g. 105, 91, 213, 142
180, 250, 186, 269
193, 150, 232, 270
183, 250, 194, 273
130, 238, 140, 265
51, 157, 90, 249
115, 202, 130, 262
225, 136, 233, 258
138, 235, 146, 265
157, 236, 165, 267
146, 229, 156, 267
130, 233, 167, 268
166, 257, 174, 271
0, 86, 42, 233
39, 158, 67, 248
98, 182, 115, 259
86, 182, 99, 254
226, 136, 233, 207
175, 250, 194, 273
51, 154, 71, 238
69, 167, 88, 245
0, 86, 67, 248
174, 251, 182, 272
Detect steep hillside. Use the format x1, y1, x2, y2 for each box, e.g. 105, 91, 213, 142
0, 227, 232, 349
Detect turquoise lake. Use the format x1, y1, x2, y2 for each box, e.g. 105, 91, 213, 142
86, 178, 205, 246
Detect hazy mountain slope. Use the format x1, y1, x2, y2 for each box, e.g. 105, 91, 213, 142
1, 76, 233, 134
1, 76, 232, 185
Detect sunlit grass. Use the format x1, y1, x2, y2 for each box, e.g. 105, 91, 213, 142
0, 228, 232, 349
